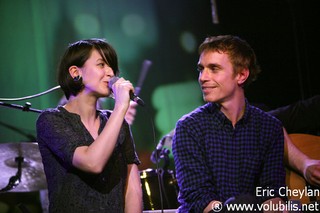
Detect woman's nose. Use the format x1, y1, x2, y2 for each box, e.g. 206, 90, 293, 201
105, 68, 114, 77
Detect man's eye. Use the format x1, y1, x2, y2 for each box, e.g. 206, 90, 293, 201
197, 67, 203, 72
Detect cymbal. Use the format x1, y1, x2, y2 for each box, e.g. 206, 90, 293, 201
0, 142, 47, 192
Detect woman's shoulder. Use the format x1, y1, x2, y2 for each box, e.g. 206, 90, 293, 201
37, 106, 74, 123
39, 106, 67, 117
41, 106, 61, 113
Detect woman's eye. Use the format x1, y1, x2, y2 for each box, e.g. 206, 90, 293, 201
98, 63, 105, 67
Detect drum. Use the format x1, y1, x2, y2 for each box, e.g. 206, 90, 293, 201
140, 168, 179, 210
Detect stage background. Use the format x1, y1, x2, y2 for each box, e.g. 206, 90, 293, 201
1, 0, 319, 212
1, 0, 319, 172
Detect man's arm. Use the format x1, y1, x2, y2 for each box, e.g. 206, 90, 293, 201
284, 128, 320, 186
173, 121, 219, 212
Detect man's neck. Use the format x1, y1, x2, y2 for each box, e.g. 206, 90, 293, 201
219, 94, 246, 127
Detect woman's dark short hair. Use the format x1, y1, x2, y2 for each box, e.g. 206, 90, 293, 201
58, 38, 119, 99
198, 35, 261, 87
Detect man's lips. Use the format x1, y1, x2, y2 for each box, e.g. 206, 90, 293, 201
201, 85, 217, 92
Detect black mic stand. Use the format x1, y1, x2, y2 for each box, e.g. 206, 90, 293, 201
0, 101, 41, 192
0, 101, 42, 113
150, 146, 176, 210
0, 156, 32, 213
0, 101, 41, 141
0, 156, 23, 192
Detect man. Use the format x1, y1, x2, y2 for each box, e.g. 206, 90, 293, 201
172, 35, 286, 212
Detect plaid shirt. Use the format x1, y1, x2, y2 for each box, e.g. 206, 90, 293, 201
172, 100, 286, 212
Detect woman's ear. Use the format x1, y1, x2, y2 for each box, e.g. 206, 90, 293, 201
237, 68, 249, 86
69, 66, 80, 79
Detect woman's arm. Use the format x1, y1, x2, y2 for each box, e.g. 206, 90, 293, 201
125, 164, 143, 213
73, 78, 132, 173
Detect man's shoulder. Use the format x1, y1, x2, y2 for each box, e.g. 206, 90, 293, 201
178, 103, 213, 123
249, 104, 282, 126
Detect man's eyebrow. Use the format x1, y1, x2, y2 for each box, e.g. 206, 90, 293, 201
208, 63, 221, 68
198, 63, 221, 69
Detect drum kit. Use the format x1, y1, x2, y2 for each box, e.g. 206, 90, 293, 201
0, 102, 46, 194
0, 137, 178, 211
0, 139, 179, 211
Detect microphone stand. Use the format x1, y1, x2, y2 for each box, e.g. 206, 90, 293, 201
150, 147, 172, 210
0, 156, 23, 192
0, 157, 34, 212
0, 101, 42, 113
0, 101, 41, 192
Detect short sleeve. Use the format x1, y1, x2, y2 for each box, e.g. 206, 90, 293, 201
36, 109, 87, 169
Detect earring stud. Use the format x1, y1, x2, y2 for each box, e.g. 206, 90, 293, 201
73, 75, 81, 81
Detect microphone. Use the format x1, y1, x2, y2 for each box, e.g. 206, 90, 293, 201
150, 130, 174, 163
108, 76, 145, 106
135, 60, 152, 96
150, 137, 166, 164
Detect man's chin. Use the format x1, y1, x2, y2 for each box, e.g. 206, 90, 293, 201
203, 95, 217, 103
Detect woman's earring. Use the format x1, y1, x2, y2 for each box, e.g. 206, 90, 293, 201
73, 75, 81, 81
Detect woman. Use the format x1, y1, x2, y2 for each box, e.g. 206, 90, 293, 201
36, 38, 142, 213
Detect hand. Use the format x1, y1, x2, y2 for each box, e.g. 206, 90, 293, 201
111, 77, 133, 110
125, 101, 137, 125
304, 159, 320, 186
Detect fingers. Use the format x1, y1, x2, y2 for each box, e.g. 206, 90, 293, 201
112, 78, 134, 94
309, 165, 320, 186
305, 162, 320, 186
125, 101, 137, 125
111, 78, 134, 109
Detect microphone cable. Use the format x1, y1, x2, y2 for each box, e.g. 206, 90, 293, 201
0, 85, 61, 102
133, 59, 166, 212
141, 104, 165, 213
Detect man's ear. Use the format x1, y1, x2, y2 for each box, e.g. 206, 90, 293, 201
237, 68, 249, 86
69, 65, 80, 79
